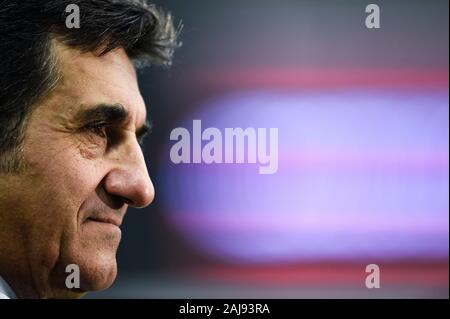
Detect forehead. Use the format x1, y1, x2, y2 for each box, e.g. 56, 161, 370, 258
49, 42, 147, 125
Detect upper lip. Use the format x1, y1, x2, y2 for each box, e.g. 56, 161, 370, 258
86, 214, 123, 227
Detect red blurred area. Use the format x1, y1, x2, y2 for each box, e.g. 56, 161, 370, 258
187, 262, 449, 286
179, 68, 448, 91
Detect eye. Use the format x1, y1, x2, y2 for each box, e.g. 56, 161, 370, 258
85, 122, 107, 139
136, 121, 152, 148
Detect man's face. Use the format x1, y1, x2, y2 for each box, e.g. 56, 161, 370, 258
0, 43, 154, 297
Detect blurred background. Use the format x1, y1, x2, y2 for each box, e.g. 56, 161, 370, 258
90, 0, 449, 298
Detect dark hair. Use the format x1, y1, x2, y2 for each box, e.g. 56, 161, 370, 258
0, 0, 180, 172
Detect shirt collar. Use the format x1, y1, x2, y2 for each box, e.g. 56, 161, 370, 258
0, 275, 17, 299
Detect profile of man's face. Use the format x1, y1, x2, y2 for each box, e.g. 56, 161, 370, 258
0, 42, 154, 298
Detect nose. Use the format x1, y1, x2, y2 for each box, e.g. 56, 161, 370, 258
102, 141, 155, 208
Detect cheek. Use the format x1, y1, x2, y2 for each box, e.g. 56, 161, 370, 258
24, 145, 119, 290
24, 144, 107, 225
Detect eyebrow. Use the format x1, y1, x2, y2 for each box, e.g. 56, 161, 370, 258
74, 103, 151, 142
75, 103, 129, 125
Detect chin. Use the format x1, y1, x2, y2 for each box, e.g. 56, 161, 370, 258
78, 252, 119, 292
54, 225, 122, 294
46, 251, 118, 298
57, 242, 120, 294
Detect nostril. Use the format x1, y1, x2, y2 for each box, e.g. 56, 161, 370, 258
96, 186, 127, 210
109, 194, 127, 209
123, 198, 133, 205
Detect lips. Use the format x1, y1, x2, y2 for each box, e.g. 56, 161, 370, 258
86, 214, 122, 227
